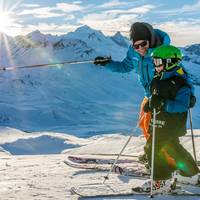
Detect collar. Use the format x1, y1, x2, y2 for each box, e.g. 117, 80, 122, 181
154, 65, 183, 80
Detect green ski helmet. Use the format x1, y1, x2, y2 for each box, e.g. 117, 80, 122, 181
151, 45, 183, 71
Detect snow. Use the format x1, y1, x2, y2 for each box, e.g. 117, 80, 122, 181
0, 25, 200, 199
0, 127, 200, 199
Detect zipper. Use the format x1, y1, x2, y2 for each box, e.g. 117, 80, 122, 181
141, 57, 145, 82
146, 64, 150, 84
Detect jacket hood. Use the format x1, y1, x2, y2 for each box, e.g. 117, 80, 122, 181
143, 23, 163, 48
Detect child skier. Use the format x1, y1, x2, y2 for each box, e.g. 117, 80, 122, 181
134, 45, 199, 193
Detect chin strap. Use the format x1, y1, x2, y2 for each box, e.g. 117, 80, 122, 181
165, 62, 178, 71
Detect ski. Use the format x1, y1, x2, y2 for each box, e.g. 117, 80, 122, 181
67, 155, 139, 164
65, 158, 200, 182
70, 186, 150, 198
64, 159, 149, 177
64, 160, 108, 171
70, 186, 200, 198
90, 153, 138, 157
67, 155, 200, 166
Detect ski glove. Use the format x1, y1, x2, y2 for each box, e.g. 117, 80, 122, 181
149, 95, 165, 110
94, 56, 111, 66
189, 95, 196, 108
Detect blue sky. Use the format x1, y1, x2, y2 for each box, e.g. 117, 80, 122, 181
0, 0, 200, 46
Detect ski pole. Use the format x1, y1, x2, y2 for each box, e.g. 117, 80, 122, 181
150, 108, 156, 198
102, 110, 146, 184
0, 59, 94, 71
189, 108, 197, 163
0, 57, 111, 72
103, 134, 133, 184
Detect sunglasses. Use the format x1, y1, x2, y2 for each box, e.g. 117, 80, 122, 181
133, 40, 148, 49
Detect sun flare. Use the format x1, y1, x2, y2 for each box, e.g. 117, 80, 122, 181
0, 12, 13, 33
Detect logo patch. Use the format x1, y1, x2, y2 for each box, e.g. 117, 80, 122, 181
176, 68, 184, 75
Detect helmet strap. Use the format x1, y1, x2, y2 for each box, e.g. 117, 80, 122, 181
165, 62, 178, 71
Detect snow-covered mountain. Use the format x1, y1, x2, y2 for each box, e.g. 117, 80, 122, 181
182, 44, 200, 67
0, 25, 200, 137
0, 26, 138, 136
111, 31, 130, 48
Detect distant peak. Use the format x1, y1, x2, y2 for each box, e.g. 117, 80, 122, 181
77, 25, 91, 30
111, 31, 129, 47
75, 25, 100, 34
32, 30, 41, 34
114, 31, 122, 36
27, 30, 44, 37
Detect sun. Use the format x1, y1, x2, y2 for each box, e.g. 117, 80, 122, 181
0, 11, 13, 33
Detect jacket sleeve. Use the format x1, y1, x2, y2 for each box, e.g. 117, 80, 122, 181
182, 66, 195, 95
105, 46, 135, 73
164, 87, 190, 113
154, 29, 171, 45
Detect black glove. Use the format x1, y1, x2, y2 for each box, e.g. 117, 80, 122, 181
94, 56, 111, 66
143, 101, 151, 113
189, 95, 196, 108
149, 95, 164, 110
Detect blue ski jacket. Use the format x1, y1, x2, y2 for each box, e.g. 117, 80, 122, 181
105, 29, 171, 97
149, 65, 194, 138
156, 66, 194, 113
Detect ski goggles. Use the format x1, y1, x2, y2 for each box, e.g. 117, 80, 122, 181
153, 58, 174, 67
133, 40, 148, 49
153, 58, 164, 67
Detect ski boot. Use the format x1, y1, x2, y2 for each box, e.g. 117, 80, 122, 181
132, 178, 177, 194
173, 171, 200, 185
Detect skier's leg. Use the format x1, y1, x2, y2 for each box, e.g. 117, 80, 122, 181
145, 135, 174, 180
165, 140, 199, 177
137, 125, 175, 194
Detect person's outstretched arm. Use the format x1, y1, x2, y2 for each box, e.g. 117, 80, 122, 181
105, 46, 136, 73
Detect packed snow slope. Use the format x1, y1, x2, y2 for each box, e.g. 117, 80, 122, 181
0, 127, 200, 200
0, 25, 200, 137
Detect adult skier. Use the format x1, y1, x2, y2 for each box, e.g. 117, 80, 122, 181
136, 45, 199, 193
94, 22, 171, 160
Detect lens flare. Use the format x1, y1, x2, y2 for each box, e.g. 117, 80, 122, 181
0, 12, 13, 32
0, 0, 23, 35
177, 162, 187, 171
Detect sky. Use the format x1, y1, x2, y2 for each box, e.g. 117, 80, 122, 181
0, 0, 200, 46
